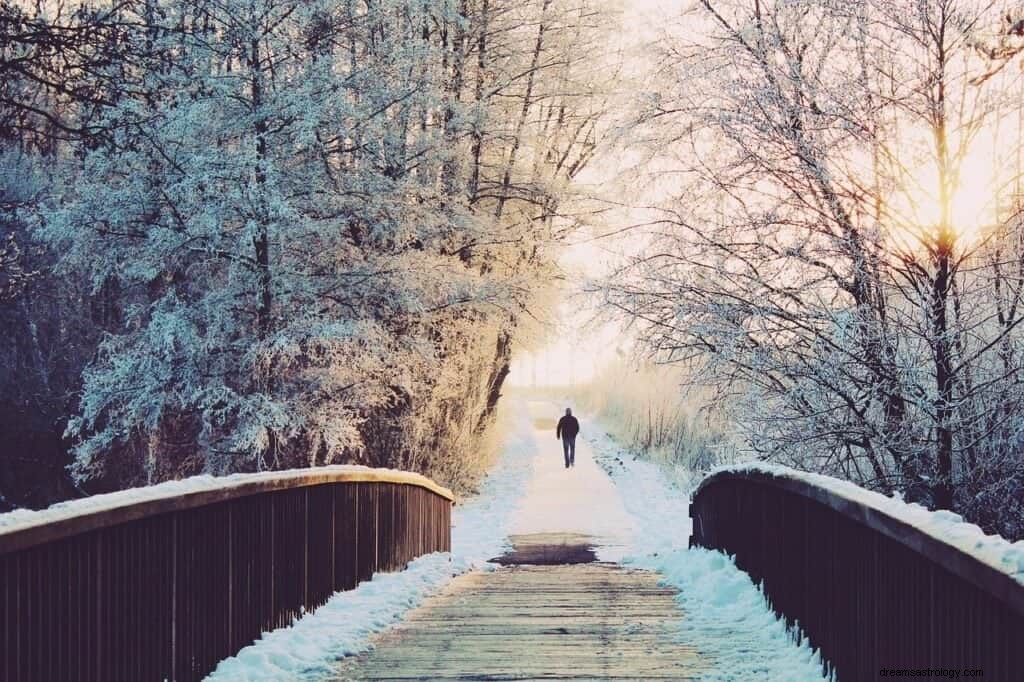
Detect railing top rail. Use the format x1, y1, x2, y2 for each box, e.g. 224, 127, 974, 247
0, 465, 454, 555
694, 464, 1024, 616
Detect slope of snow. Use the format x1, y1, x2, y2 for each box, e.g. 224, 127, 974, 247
207, 552, 455, 678
710, 462, 1024, 585
206, 402, 537, 680
587, 429, 829, 681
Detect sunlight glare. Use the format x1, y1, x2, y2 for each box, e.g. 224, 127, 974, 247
886, 135, 1002, 251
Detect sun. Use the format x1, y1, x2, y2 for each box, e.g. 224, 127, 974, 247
948, 150, 1001, 247
884, 133, 1002, 253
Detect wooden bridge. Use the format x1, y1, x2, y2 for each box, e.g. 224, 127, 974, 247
2, 460, 1024, 680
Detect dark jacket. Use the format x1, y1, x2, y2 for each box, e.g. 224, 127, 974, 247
556, 415, 580, 440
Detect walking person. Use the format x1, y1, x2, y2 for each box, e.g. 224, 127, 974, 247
556, 408, 580, 468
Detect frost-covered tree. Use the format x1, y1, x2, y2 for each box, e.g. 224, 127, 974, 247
8, 0, 617, 492
605, 0, 1024, 537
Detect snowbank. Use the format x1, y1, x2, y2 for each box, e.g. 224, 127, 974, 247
206, 403, 536, 680
588, 430, 829, 681
706, 462, 1024, 586
206, 552, 456, 679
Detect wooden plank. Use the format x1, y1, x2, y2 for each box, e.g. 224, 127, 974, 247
334, 562, 704, 680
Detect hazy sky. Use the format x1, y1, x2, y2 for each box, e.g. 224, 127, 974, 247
507, 0, 679, 387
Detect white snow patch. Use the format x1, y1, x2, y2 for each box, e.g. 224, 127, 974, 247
207, 552, 457, 680
508, 400, 638, 561
711, 462, 1024, 585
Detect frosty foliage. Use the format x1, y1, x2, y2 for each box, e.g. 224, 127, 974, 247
604, 0, 1024, 539
2, 0, 617, 495
0, 150, 39, 301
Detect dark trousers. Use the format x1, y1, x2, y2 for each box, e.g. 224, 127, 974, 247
562, 436, 576, 467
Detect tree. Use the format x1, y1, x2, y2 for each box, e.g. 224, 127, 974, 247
7, 0, 619, 494
604, 0, 1024, 536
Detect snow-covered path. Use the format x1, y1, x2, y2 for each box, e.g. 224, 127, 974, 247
507, 400, 638, 561
208, 395, 827, 680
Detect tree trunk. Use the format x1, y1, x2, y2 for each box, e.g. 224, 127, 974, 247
494, 0, 551, 220
476, 330, 512, 433
931, 240, 955, 510
250, 36, 272, 340
468, 0, 489, 202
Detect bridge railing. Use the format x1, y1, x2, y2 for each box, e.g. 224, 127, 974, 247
0, 466, 453, 682
690, 465, 1024, 680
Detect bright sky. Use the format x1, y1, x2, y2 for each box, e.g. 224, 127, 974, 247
510, 0, 1023, 387
507, 0, 674, 387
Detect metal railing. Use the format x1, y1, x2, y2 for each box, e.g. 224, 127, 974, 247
0, 467, 453, 681
690, 467, 1024, 681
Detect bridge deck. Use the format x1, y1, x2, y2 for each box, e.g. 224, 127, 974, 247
332, 534, 702, 680
332, 405, 703, 680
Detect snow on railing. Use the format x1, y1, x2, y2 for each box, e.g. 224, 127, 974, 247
0, 466, 453, 682
0, 465, 452, 551
704, 462, 1024, 586
691, 463, 1024, 681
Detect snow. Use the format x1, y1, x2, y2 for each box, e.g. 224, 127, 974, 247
508, 401, 638, 561
205, 402, 536, 680
0, 465, 448, 537
585, 428, 829, 681
708, 461, 1024, 586
206, 552, 455, 677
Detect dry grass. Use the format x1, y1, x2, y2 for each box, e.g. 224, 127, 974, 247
570, 361, 737, 492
